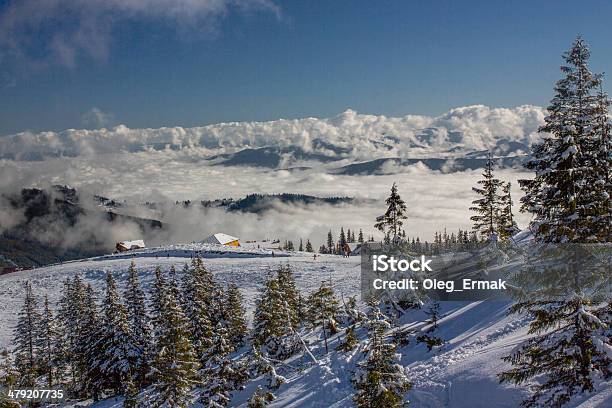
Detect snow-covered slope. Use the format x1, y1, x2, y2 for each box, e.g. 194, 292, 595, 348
1, 243, 609, 408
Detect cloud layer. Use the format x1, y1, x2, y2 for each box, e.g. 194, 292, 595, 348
0, 105, 546, 161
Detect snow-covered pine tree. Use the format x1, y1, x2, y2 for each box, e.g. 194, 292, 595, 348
224, 283, 248, 349
499, 251, 611, 407
336, 325, 358, 352
519, 37, 609, 243
307, 282, 341, 336
275, 265, 301, 328
90, 272, 140, 395
469, 154, 503, 239
252, 274, 297, 359
36, 295, 62, 388
123, 260, 151, 386
305, 239, 313, 252
353, 307, 411, 408
0, 349, 19, 404
503, 38, 612, 406
327, 230, 334, 254
180, 259, 215, 366
13, 281, 41, 387
497, 182, 519, 240
247, 385, 275, 407
201, 323, 236, 407
76, 283, 103, 399
375, 182, 408, 242
148, 268, 200, 408
340, 227, 347, 249
416, 301, 444, 352
358, 229, 364, 244
589, 84, 611, 241
57, 276, 84, 388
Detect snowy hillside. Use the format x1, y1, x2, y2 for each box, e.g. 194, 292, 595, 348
1, 243, 609, 408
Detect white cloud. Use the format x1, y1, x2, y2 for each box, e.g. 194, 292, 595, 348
0, 0, 281, 68
0, 105, 546, 161
81, 107, 115, 128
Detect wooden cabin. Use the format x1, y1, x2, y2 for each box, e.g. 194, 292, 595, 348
204, 233, 240, 247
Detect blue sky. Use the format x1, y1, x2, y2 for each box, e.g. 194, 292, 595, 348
1, 0, 612, 135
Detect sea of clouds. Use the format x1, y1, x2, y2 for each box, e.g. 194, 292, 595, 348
0, 105, 545, 161
0, 105, 541, 247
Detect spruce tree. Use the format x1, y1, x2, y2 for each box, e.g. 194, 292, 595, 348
589, 85, 611, 241
90, 272, 140, 395
519, 37, 610, 243
353, 308, 411, 407
375, 183, 408, 242
224, 283, 248, 349
0, 349, 19, 404
180, 259, 215, 365
499, 244, 611, 407
148, 267, 200, 408
201, 324, 235, 407
124, 260, 151, 386
275, 265, 301, 328
469, 154, 503, 239
57, 275, 85, 388
37, 295, 61, 388
298, 239, 303, 252
337, 325, 358, 352
305, 239, 313, 252
247, 386, 275, 407
79, 283, 103, 399
497, 182, 519, 240
358, 229, 364, 244
307, 282, 341, 336
327, 230, 334, 254
253, 275, 297, 359
13, 281, 41, 386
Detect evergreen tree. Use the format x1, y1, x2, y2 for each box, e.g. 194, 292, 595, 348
416, 301, 444, 352
247, 386, 275, 407
180, 259, 215, 365
123, 260, 151, 386
0, 349, 19, 403
298, 239, 303, 252
307, 282, 340, 354
90, 272, 140, 395
252, 274, 297, 359
375, 183, 408, 242
337, 325, 358, 352
275, 265, 302, 328
305, 239, 313, 252
353, 308, 411, 407
499, 244, 611, 407
80, 283, 102, 398
327, 230, 334, 254
358, 229, 364, 243
469, 154, 503, 239
148, 268, 200, 408
497, 182, 519, 240
13, 281, 41, 386
224, 283, 248, 349
37, 295, 61, 388
519, 37, 610, 243
589, 84, 612, 241
201, 324, 235, 407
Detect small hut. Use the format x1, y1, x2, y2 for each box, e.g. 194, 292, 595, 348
116, 240, 146, 252
204, 233, 240, 247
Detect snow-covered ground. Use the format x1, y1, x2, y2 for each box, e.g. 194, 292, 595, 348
1, 243, 610, 407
